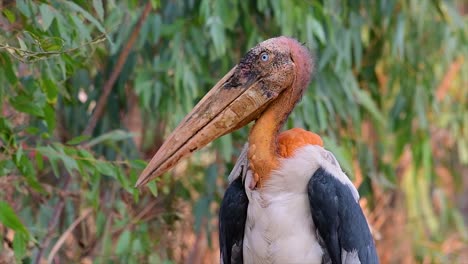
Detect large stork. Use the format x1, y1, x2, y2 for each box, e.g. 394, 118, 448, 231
136, 37, 379, 264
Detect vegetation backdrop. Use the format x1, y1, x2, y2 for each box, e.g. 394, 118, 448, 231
0, 0, 467, 263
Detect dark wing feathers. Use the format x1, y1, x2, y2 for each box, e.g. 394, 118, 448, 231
308, 167, 379, 264
219, 176, 249, 264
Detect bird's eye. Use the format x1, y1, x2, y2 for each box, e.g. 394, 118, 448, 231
260, 52, 269, 62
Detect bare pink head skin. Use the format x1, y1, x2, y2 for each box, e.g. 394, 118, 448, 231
136, 37, 314, 187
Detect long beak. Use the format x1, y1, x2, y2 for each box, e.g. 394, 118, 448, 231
135, 65, 286, 187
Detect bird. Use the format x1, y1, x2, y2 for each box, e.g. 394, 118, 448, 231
136, 36, 379, 264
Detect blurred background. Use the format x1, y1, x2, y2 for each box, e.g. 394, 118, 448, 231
0, 0, 467, 263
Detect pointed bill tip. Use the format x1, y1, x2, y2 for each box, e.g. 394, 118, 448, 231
134, 176, 148, 188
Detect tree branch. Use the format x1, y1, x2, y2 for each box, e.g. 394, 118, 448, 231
83, 1, 153, 136
34, 174, 71, 264
46, 208, 93, 264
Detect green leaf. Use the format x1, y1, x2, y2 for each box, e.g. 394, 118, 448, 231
13, 232, 28, 261
13, 147, 44, 192
115, 166, 129, 189
206, 16, 226, 56
0, 160, 15, 176
0, 201, 29, 237
49, 158, 60, 177
36, 145, 78, 175
0, 53, 18, 85
66, 135, 91, 145
146, 181, 158, 197
70, 14, 92, 41
149, 14, 161, 44
219, 133, 233, 162
414, 86, 428, 129
25, 126, 40, 135
35, 151, 44, 171
77, 149, 95, 160
39, 37, 64, 52
17, 36, 27, 50
132, 238, 144, 254
95, 161, 115, 176
130, 159, 147, 170
92, 0, 104, 21
10, 95, 44, 117
193, 196, 210, 233
217, 1, 239, 30
39, 4, 55, 31
310, 17, 326, 44
115, 230, 131, 255
42, 78, 58, 104
2, 9, 16, 23
393, 13, 406, 57
65, 1, 104, 32
150, 0, 160, 9
354, 89, 386, 126
65, 1, 113, 46
16, 0, 31, 18
86, 130, 133, 147
43, 104, 56, 131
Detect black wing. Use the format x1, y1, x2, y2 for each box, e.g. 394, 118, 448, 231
219, 176, 249, 264
308, 167, 379, 264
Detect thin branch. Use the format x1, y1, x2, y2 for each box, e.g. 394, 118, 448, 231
46, 208, 93, 264
34, 174, 71, 264
83, 1, 153, 136
0, 36, 107, 63
111, 199, 162, 236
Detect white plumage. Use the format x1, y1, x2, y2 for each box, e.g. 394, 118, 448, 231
229, 145, 360, 264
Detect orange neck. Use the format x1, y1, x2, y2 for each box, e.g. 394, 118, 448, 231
248, 86, 299, 187
247, 41, 315, 188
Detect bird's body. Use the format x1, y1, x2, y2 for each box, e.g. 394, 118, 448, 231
136, 36, 379, 264
220, 143, 375, 264
243, 146, 327, 264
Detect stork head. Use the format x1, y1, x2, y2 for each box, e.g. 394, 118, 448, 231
136, 37, 313, 187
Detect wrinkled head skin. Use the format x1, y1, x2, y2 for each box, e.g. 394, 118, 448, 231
136, 36, 313, 187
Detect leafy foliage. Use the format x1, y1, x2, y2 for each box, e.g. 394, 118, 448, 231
0, 0, 467, 263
